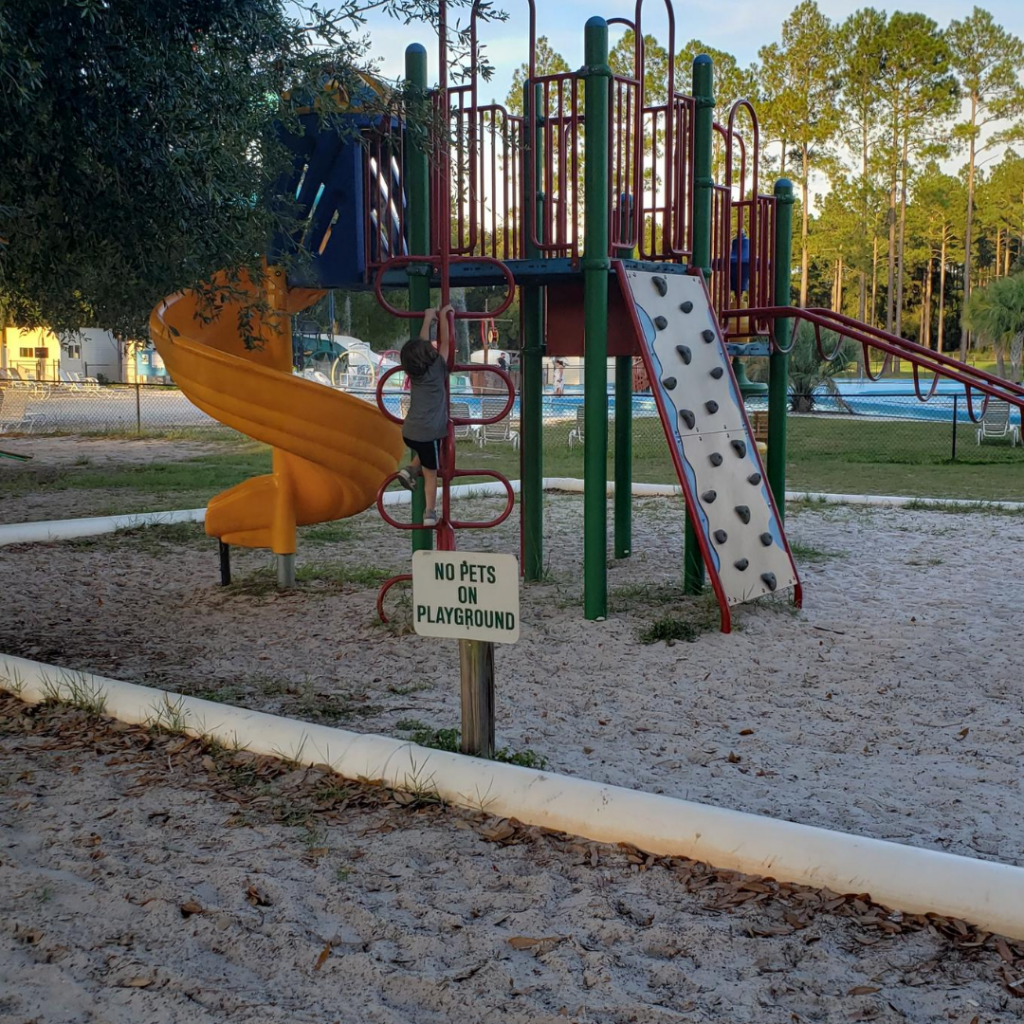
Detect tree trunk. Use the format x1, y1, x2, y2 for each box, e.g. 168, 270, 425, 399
800, 145, 810, 307
835, 256, 844, 312
855, 272, 867, 374
451, 288, 471, 363
895, 132, 909, 339
886, 115, 898, 334
960, 94, 978, 362
923, 255, 933, 348
995, 343, 1006, 379
995, 227, 1002, 279
858, 108, 870, 347
938, 235, 948, 353
1005, 236, 1011, 276
870, 235, 879, 332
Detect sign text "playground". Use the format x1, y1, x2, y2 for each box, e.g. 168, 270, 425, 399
411, 551, 520, 643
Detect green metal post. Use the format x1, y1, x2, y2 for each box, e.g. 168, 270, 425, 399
612, 198, 635, 561
405, 43, 432, 552
614, 356, 632, 558
768, 178, 795, 520
685, 54, 715, 594
582, 17, 610, 620
521, 82, 545, 581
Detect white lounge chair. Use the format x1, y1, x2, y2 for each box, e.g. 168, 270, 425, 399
567, 406, 585, 450
70, 371, 101, 391
0, 389, 37, 433
451, 401, 478, 442
476, 396, 519, 449
59, 369, 88, 391
976, 400, 1019, 447
11, 368, 52, 399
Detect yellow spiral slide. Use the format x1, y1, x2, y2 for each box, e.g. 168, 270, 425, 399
149, 266, 404, 553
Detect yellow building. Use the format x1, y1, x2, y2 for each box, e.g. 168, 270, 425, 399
0, 326, 60, 382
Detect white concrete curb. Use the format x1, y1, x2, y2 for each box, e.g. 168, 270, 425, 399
3, 480, 1018, 548
3, 653, 1024, 940
0, 508, 207, 546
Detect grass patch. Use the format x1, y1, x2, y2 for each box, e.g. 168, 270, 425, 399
295, 561, 389, 589
58, 427, 244, 443
38, 670, 108, 715
453, 415, 1023, 502
788, 541, 846, 562
607, 582, 685, 613
902, 498, 1024, 516
64, 520, 210, 554
286, 678, 381, 724
395, 719, 547, 769
299, 522, 355, 545
635, 590, 721, 644
226, 560, 389, 597
638, 614, 710, 644
0, 444, 270, 500
387, 681, 432, 696
7, 404, 1019, 517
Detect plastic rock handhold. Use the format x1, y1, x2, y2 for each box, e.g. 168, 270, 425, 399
680, 300, 694, 313
760, 532, 773, 546
761, 572, 777, 591
735, 505, 751, 524
709, 452, 723, 466
701, 329, 715, 343
701, 489, 717, 503
747, 472, 762, 485
662, 376, 677, 391
710, 367, 724, 379
731, 439, 747, 457
679, 409, 696, 429
652, 276, 668, 296
713, 529, 728, 544
654, 315, 668, 330
734, 558, 749, 571
676, 345, 692, 364
705, 400, 719, 414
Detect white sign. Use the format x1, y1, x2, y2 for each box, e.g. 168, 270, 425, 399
411, 551, 520, 643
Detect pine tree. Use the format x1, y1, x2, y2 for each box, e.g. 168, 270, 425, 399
757, 2, 841, 307
947, 7, 1024, 360
837, 8, 887, 327
876, 12, 958, 338
505, 37, 571, 115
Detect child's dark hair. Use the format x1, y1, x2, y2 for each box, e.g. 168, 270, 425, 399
400, 337, 439, 381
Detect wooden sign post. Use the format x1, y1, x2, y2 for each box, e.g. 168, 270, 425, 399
412, 551, 520, 758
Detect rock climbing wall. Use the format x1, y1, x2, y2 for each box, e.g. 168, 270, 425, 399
619, 266, 799, 612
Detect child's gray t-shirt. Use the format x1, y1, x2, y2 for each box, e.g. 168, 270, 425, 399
403, 356, 449, 441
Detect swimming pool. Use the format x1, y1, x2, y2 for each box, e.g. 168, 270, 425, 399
810, 379, 1021, 425
363, 377, 1019, 426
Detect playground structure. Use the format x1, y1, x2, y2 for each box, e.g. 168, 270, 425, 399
151, 0, 1024, 631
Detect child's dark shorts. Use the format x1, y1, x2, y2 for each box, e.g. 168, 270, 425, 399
404, 436, 442, 471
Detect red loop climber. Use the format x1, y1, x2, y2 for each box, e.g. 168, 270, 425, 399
373, 257, 517, 622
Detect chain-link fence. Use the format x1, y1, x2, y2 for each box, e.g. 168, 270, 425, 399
3, 380, 1021, 499
0, 380, 217, 434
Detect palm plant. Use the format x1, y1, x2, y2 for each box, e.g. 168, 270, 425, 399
750, 321, 858, 411
963, 273, 1024, 380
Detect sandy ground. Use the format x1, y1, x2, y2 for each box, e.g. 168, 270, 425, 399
2, 438, 1024, 1021
1, 470, 1022, 868
3, 697, 1021, 1024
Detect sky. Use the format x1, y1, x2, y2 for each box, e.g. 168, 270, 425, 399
356, 0, 1024, 106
